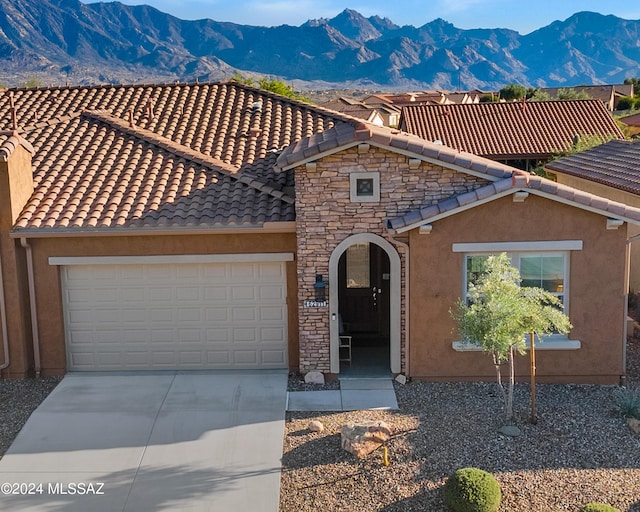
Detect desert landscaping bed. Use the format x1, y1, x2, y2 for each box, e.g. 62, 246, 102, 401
0, 338, 639, 511
280, 338, 640, 511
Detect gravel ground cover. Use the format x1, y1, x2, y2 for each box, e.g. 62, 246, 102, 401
0, 376, 61, 459
281, 337, 640, 511
1, 339, 639, 511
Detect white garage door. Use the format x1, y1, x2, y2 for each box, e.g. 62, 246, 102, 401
60, 258, 289, 371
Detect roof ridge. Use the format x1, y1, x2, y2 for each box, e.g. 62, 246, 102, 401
82, 109, 295, 205
0, 131, 34, 161
20, 110, 85, 133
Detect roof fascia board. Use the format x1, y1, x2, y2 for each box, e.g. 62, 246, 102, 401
10, 222, 297, 239
278, 141, 361, 171
393, 189, 515, 233
393, 187, 640, 234
280, 139, 504, 182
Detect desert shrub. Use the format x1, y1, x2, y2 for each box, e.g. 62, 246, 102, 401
443, 467, 501, 512
580, 503, 621, 512
613, 387, 640, 419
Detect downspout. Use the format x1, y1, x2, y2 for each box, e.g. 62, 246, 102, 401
388, 230, 410, 378
0, 246, 10, 377
20, 238, 40, 378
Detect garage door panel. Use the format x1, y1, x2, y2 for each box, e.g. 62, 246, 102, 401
62, 261, 288, 371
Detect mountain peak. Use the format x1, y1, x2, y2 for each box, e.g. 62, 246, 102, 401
0, 1, 638, 91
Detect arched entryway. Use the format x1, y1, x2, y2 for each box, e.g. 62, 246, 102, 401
329, 234, 401, 374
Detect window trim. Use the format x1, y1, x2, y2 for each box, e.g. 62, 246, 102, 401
349, 171, 380, 202
456, 246, 581, 350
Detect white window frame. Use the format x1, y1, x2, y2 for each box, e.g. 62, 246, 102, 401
349, 171, 380, 202
453, 244, 581, 351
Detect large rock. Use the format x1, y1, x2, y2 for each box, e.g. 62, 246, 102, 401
341, 420, 392, 458
304, 371, 325, 384
627, 417, 640, 435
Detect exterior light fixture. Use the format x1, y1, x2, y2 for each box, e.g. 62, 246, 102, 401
314, 274, 327, 301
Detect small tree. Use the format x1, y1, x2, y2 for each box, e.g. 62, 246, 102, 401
451, 253, 572, 423
499, 84, 526, 101
556, 88, 591, 100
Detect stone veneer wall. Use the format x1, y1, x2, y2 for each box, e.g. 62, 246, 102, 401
295, 144, 488, 373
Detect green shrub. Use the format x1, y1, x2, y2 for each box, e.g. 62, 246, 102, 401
613, 387, 640, 419
580, 503, 621, 512
443, 467, 501, 512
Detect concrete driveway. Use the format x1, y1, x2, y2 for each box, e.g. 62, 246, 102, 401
0, 370, 288, 512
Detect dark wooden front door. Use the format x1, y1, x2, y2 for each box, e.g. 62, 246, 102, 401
338, 243, 390, 336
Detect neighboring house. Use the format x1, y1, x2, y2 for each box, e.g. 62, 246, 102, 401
319, 97, 387, 126
0, 81, 638, 385
541, 84, 634, 111
618, 112, 640, 138
545, 139, 640, 291
399, 99, 625, 170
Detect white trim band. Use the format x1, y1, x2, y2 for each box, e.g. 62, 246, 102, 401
452, 240, 583, 253
452, 339, 582, 351
49, 253, 295, 266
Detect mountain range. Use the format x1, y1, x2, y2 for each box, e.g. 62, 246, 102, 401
1, 0, 640, 90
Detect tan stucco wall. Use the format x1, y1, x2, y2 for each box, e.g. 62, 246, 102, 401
0, 145, 36, 378
25, 232, 298, 376
552, 172, 640, 291
409, 194, 627, 384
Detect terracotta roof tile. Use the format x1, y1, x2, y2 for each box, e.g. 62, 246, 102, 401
400, 100, 624, 160
545, 139, 640, 196
2, 81, 352, 233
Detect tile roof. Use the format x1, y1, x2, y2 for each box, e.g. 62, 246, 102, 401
3, 81, 354, 233
545, 139, 640, 196
388, 173, 640, 233
275, 121, 517, 180
399, 100, 624, 160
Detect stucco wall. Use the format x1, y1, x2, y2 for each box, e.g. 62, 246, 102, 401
409, 193, 628, 384
294, 144, 488, 373
0, 145, 36, 378
25, 232, 298, 376
552, 172, 640, 291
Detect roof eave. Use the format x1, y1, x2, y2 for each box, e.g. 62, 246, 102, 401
391, 186, 640, 234
10, 221, 297, 239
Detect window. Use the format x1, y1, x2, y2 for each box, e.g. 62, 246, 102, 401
464, 252, 568, 310
349, 172, 380, 202
346, 243, 370, 288
454, 245, 580, 351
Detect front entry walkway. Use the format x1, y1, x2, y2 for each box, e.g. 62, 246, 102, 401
0, 370, 287, 512
286, 378, 398, 411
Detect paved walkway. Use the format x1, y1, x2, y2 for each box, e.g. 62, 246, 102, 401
286, 378, 398, 411
0, 371, 287, 512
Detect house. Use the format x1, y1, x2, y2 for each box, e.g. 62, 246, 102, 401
319, 97, 389, 127
540, 84, 634, 111
399, 99, 625, 170
0, 81, 638, 385
545, 139, 640, 291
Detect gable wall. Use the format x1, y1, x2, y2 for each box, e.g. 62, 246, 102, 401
294, 144, 489, 372
409, 193, 628, 384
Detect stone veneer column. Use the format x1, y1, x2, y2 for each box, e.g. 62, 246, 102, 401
294, 145, 488, 374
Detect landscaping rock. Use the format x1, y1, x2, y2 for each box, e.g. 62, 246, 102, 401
395, 374, 407, 385
341, 420, 392, 458
308, 420, 324, 432
627, 417, 640, 435
499, 425, 522, 437
304, 371, 325, 384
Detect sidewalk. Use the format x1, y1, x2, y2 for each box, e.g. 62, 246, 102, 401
286, 378, 398, 411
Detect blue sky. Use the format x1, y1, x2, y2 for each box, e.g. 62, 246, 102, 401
83, 0, 640, 34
